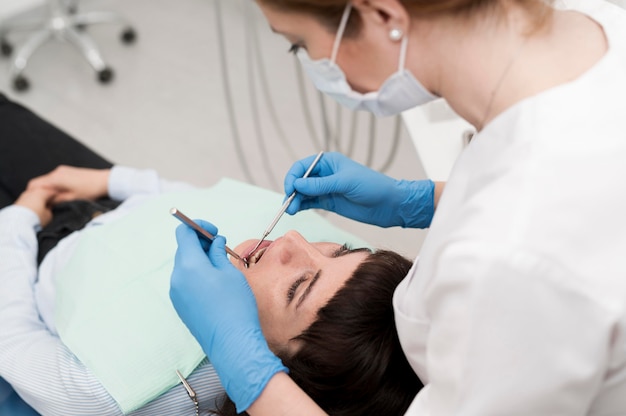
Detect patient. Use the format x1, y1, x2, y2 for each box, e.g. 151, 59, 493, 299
0, 95, 422, 415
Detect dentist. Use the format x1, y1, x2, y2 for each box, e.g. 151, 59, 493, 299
170, 0, 626, 414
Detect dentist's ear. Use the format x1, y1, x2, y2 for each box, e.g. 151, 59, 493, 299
350, 0, 411, 40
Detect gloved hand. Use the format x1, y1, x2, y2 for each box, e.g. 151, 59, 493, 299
285, 152, 435, 228
170, 220, 288, 412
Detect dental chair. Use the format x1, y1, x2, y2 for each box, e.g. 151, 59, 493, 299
0, 0, 137, 92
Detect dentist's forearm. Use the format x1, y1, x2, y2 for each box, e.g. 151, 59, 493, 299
247, 372, 327, 416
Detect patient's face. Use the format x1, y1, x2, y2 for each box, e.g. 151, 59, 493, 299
231, 231, 370, 354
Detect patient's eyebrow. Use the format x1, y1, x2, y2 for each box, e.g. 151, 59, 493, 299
296, 270, 320, 309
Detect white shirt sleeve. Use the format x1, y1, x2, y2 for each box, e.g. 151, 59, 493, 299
0, 205, 124, 415
0, 204, 223, 415
403, 242, 616, 416
108, 165, 195, 201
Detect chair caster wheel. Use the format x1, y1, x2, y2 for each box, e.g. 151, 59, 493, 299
1, 40, 12, 57
97, 68, 114, 84
13, 76, 30, 92
121, 28, 137, 44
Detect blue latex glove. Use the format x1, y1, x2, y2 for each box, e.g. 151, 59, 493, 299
285, 152, 435, 228
170, 220, 288, 412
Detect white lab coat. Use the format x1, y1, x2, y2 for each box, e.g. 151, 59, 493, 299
394, 1, 626, 414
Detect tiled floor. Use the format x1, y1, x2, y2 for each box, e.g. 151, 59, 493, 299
0, 0, 432, 258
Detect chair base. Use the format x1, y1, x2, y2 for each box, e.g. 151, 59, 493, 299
0, 1, 137, 92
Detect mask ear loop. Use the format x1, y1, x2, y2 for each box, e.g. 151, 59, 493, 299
397, 35, 408, 74
332, 3, 408, 75
331, 3, 353, 63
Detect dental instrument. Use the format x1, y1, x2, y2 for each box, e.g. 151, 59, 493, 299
244, 151, 324, 263
175, 370, 199, 416
170, 207, 246, 265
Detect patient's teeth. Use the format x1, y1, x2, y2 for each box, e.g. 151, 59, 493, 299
249, 247, 267, 265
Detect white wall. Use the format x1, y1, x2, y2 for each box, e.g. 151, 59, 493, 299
401, 101, 473, 182
608, 0, 626, 8
0, 0, 44, 19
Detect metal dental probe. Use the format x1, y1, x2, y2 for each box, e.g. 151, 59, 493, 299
244, 151, 324, 265
170, 207, 246, 265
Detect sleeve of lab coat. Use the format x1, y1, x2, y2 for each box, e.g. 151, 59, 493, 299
404, 241, 614, 416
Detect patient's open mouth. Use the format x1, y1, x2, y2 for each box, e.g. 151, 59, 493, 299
243, 240, 272, 268
247, 247, 267, 266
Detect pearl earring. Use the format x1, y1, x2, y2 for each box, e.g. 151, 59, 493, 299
389, 28, 403, 42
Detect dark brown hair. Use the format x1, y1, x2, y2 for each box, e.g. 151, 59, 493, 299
214, 249, 422, 415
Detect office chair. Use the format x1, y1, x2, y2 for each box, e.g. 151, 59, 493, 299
0, 0, 137, 92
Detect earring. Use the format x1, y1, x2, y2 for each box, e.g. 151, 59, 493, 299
389, 28, 403, 42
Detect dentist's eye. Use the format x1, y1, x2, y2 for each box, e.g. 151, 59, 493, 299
288, 44, 301, 55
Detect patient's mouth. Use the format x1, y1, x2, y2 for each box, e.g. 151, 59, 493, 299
243, 240, 273, 267
248, 247, 267, 266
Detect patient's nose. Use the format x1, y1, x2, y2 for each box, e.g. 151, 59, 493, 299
278, 231, 318, 265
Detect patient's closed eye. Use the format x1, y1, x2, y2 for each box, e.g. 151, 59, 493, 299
333, 243, 351, 257
296, 271, 320, 309
287, 276, 307, 303
333, 244, 371, 258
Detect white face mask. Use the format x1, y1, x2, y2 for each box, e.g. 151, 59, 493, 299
296, 3, 438, 117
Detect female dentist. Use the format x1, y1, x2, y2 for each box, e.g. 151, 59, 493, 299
170, 0, 626, 414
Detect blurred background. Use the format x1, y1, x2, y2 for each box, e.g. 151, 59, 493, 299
4, 0, 619, 258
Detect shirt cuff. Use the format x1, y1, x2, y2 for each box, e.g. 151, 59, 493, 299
108, 165, 161, 201
0, 205, 41, 233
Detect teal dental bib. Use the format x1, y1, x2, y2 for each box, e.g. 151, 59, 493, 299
54, 178, 369, 413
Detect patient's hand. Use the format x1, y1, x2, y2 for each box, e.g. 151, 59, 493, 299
15, 188, 56, 227
27, 166, 111, 204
